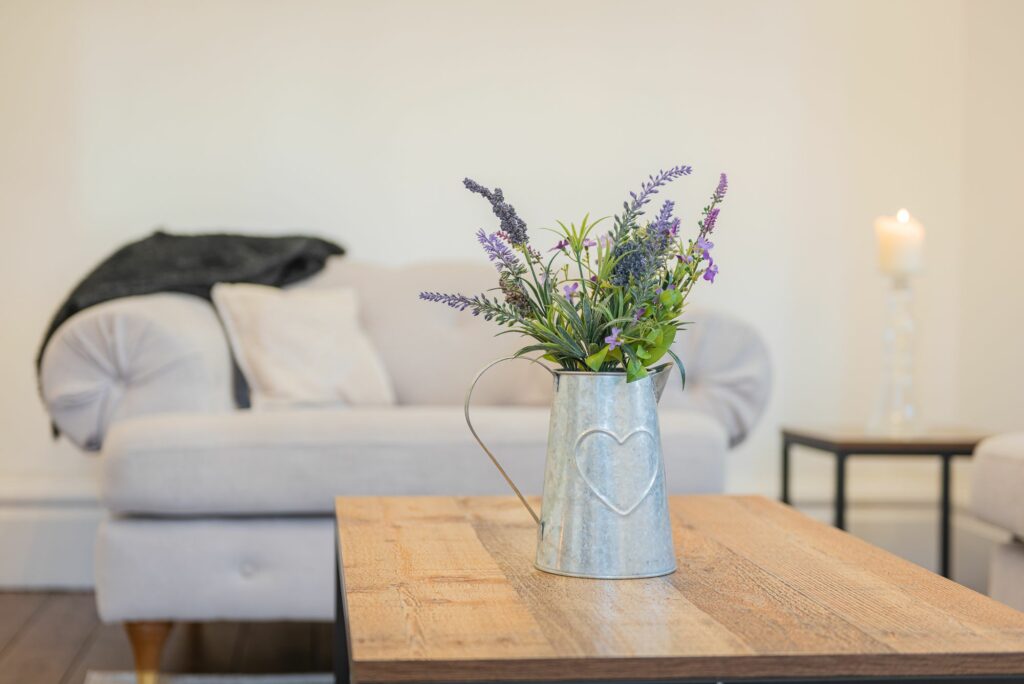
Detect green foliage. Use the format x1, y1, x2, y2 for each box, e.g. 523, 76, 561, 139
429, 172, 728, 383
491, 209, 716, 383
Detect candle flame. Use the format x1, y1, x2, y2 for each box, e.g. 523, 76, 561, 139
897, 208, 910, 224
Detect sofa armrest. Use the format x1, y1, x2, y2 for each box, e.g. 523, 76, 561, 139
969, 433, 1024, 538
40, 293, 235, 451
658, 308, 772, 447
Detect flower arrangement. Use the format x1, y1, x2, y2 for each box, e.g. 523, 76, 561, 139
420, 165, 728, 383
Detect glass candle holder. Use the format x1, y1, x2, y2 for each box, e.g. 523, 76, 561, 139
868, 275, 917, 436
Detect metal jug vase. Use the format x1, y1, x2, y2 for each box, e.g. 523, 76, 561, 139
465, 359, 677, 579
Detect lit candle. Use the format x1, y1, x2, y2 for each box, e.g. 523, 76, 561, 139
874, 208, 924, 276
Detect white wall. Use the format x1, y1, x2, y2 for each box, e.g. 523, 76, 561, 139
960, 0, 1024, 433
0, 0, 1001, 511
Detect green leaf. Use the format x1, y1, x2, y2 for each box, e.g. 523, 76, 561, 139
666, 348, 687, 391
626, 357, 648, 382
585, 345, 609, 371
662, 325, 678, 347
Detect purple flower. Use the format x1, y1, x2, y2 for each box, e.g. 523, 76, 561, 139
677, 253, 693, 264
610, 243, 652, 286
549, 239, 569, 252
476, 229, 520, 272
633, 307, 646, 321
605, 327, 623, 350
582, 238, 597, 248
698, 174, 728, 238
654, 199, 675, 228
563, 282, 579, 299
645, 199, 680, 256
696, 236, 714, 258
627, 166, 693, 215
589, 274, 598, 283
703, 263, 719, 283
420, 291, 479, 314
463, 178, 529, 245
614, 165, 693, 236
702, 207, 720, 235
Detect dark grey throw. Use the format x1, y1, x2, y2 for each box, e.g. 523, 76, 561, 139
37, 230, 344, 425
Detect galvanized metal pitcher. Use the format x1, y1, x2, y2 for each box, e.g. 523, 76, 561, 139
465, 359, 676, 579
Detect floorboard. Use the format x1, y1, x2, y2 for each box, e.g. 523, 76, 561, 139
164, 622, 244, 674
311, 623, 334, 673
0, 592, 48, 659
61, 621, 131, 684
0, 592, 333, 681
0, 594, 98, 684
233, 622, 317, 674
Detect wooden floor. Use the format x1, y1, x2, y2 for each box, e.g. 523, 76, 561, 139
0, 592, 332, 683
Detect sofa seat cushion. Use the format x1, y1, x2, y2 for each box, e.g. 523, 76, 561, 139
970, 433, 1024, 538
102, 407, 728, 516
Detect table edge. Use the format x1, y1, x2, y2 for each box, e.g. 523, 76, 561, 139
352, 651, 1024, 682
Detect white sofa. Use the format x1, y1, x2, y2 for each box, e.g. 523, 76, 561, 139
970, 433, 1024, 611
40, 258, 771, 672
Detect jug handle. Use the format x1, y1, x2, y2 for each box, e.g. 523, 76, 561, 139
464, 356, 554, 526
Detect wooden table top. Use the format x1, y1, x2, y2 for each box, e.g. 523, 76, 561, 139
782, 425, 987, 455
334, 495, 1024, 682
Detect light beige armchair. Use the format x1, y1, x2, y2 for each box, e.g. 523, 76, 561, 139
970, 433, 1024, 610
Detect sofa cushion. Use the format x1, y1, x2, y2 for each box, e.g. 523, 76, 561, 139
301, 259, 552, 408
211, 283, 395, 408
101, 407, 728, 516
970, 433, 1024, 538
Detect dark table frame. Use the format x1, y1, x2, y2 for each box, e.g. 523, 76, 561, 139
335, 519, 353, 684
781, 428, 983, 579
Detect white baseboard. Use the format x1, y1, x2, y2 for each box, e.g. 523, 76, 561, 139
0, 474, 102, 589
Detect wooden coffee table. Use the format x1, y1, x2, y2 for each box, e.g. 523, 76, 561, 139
334, 495, 1024, 683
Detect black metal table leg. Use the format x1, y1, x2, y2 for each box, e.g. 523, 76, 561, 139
940, 453, 953, 578
335, 525, 351, 684
781, 436, 791, 504
835, 452, 847, 530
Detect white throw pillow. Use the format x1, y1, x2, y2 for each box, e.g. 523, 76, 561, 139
211, 283, 396, 409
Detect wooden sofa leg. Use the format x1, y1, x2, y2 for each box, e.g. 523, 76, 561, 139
125, 621, 172, 684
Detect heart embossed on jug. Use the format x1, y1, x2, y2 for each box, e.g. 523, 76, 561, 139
573, 427, 659, 516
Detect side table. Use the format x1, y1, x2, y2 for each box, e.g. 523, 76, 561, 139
781, 426, 985, 579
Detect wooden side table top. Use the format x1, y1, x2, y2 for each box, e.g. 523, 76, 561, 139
334, 495, 1024, 683
782, 425, 987, 455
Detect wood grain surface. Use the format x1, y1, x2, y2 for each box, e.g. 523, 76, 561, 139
335, 495, 1024, 682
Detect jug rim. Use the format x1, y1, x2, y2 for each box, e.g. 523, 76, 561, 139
550, 362, 672, 377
